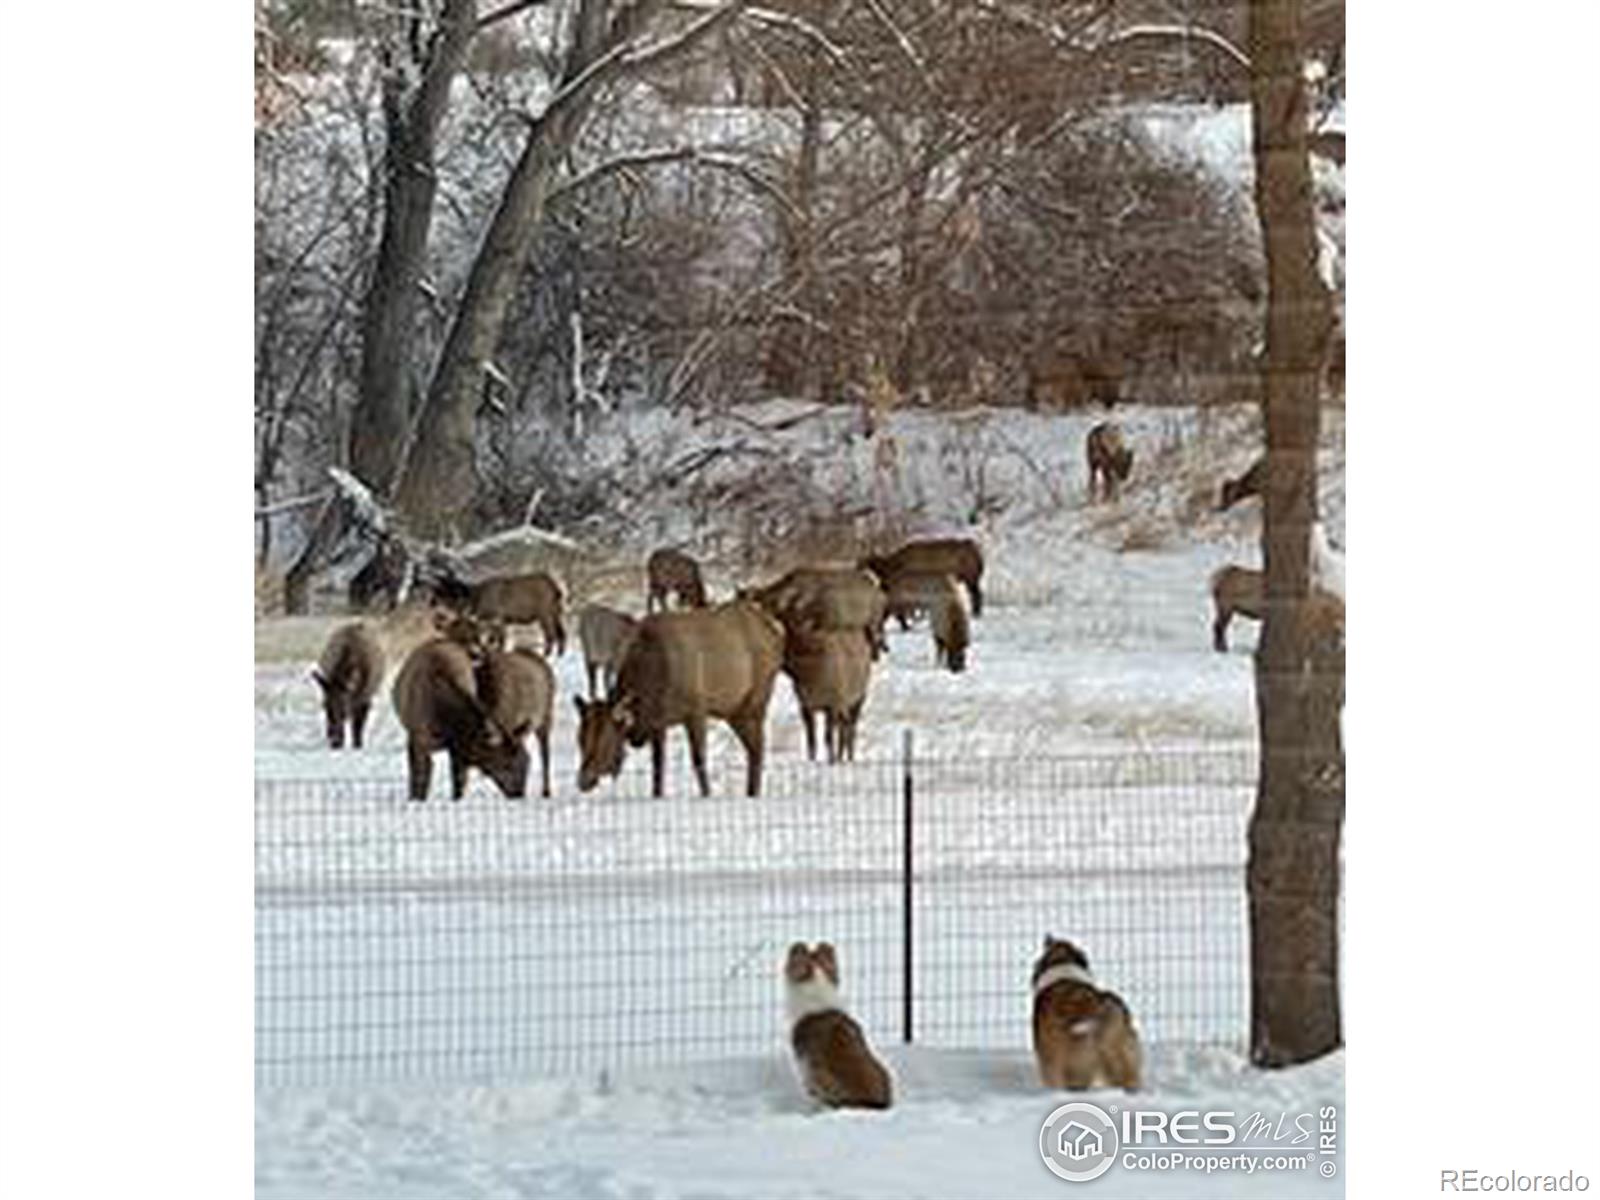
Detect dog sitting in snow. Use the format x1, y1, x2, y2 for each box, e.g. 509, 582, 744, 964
785, 942, 894, 1110
1031, 936, 1142, 1091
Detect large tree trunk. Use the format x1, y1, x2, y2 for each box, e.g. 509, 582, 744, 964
391, 105, 591, 539
1245, 0, 1342, 1067
348, 0, 478, 498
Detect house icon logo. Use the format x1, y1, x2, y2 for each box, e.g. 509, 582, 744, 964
1058, 1121, 1104, 1160
1040, 1102, 1118, 1183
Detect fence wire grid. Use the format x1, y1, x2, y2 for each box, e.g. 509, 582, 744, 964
256, 744, 1256, 1086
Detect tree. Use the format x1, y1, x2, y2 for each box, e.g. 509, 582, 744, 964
391, 0, 745, 539
350, 0, 480, 497
1243, 0, 1343, 1067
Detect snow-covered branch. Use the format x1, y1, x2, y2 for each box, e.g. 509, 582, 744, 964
1100, 24, 1250, 72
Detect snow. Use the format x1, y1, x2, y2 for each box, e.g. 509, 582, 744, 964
257, 399, 1346, 1195
257, 1046, 1345, 1199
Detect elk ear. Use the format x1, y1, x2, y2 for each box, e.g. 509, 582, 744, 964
612, 698, 634, 726
309, 670, 329, 692
573, 697, 588, 717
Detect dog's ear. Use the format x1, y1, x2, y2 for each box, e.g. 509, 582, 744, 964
814, 942, 839, 983
784, 942, 812, 983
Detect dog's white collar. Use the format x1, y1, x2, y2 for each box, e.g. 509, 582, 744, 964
1034, 962, 1096, 996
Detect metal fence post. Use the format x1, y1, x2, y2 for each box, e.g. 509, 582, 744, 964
901, 727, 914, 1045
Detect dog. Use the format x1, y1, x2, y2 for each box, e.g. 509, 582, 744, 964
1031, 936, 1142, 1090
785, 942, 893, 1110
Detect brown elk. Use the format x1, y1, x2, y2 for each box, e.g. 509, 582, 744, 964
446, 571, 566, 657
782, 627, 873, 763
860, 537, 985, 618
742, 567, 888, 657
392, 638, 530, 800
883, 571, 970, 672
574, 601, 784, 798
479, 646, 555, 799
1217, 456, 1265, 511
1085, 421, 1134, 502
577, 603, 640, 699
645, 548, 707, 611
1210, 564, 1345, 653
311, 622, 386, 749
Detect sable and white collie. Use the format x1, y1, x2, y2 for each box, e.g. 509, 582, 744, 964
1031, 936, 1143, 1091
784, 942, 894, 1110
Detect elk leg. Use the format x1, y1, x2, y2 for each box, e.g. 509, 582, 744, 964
536, 725, 551, 798
448, 749, 469, 800
731, 712, 765, 798
685, 713, 712, 798
351, 703, 370, 749
967, 578, 983, 618
650, 731, 666, 799
1213, 608, 1230, 653
798, 702, 817, 762
586, 661, 599, 700
406, 741, 432, 801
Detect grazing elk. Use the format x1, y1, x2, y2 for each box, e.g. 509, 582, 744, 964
479, 646, 555, 799
883, 571, 970, 672
574, 601, 784, 798
859, 537, 985, 618
1217, 456, 1265, 511
577, 603, 640, 699
443, 571, 566, 657
646, 548, 707, 611
392, 638, 529, 800
782, 627, 873, 763
741, 567, 888, 657
1085, 421, 1134, 502
311, 622, 386, 749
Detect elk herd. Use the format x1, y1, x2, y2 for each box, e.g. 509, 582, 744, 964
313, 537, 987, 801
307, 432, 1342, 800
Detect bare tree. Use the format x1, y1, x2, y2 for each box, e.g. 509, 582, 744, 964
392, 0, 746, 538
1244, 0, 1342, 1067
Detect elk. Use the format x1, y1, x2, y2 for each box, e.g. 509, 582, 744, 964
575, 601, 784, 798
577, 603, 641, 699
740, 567, 888, 657
479, 646, 555, 799
392, 638, 529, 800
859, 537, 985, 618
438, 571, 565, 657
1085, 421, 1134, 502
646, 548, 707, 611
311, 622, 386, 749
883, 571, 970, 672
1210, 563, 1344, 653
782, 626, 873, 763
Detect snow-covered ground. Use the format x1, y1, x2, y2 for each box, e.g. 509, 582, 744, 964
256, 400, 1345, 1196
257, 1046, 1345, 1200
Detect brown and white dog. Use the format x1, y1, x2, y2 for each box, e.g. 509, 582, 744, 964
1031, 936, 1143, 1091
784, 942, 894, 1110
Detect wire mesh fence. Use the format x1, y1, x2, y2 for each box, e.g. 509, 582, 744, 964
255, 742, 1257, 1087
